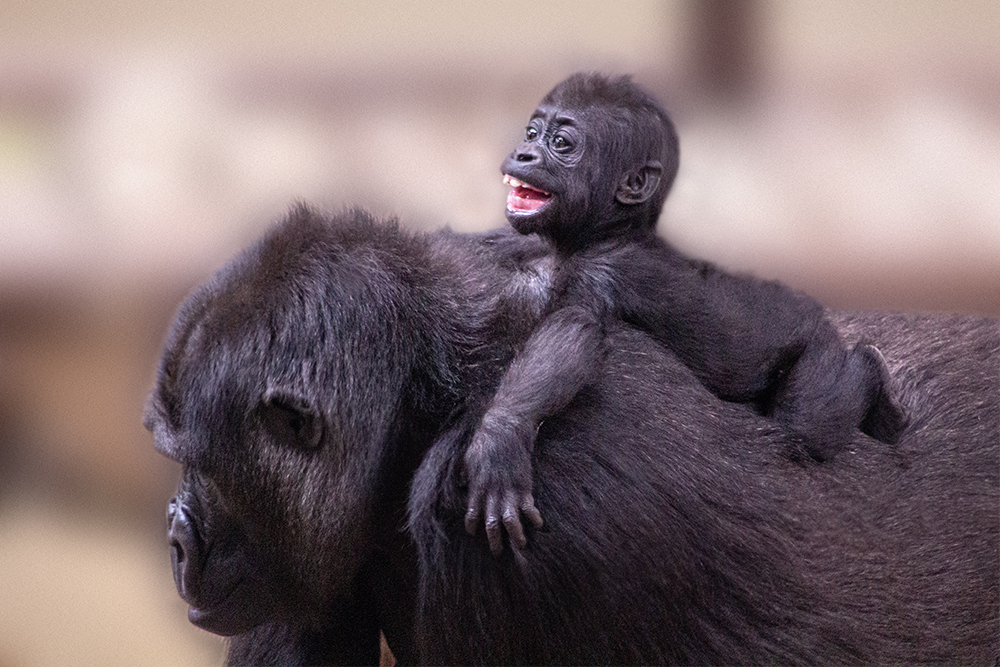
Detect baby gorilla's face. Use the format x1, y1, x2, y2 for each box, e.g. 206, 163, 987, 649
500, 102, 609, 241
500, 95, 663, 252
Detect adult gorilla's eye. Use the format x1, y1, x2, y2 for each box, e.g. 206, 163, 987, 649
525, 126, 539, 141
260, 390, 323, 450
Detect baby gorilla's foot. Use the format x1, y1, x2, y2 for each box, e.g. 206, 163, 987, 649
463, 411, 543, 555
773, 341, 906, 462
856, 344, 909, 444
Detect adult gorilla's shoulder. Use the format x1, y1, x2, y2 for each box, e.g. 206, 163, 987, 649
147, 207, 999, 665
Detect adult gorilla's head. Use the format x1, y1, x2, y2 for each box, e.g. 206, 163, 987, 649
144, 207, 445, 638
501, 72, 680, 250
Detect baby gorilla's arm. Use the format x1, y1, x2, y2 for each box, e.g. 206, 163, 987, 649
464, 304, 604, 554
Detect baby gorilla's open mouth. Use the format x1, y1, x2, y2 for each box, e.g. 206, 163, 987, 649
504, 174, 551, 214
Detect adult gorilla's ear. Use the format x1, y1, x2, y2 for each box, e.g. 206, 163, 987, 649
615, 160, 662, 205
260, 387, 324, 450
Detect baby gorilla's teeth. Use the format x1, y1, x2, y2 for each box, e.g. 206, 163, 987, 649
503, 174, 552, 197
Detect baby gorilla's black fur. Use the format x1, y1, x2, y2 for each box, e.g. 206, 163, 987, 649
464, 73, 908, 553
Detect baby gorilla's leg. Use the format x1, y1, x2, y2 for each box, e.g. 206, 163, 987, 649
771, 327, 907, 461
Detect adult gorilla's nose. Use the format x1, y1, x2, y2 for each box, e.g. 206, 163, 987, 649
167, 496, 203, 601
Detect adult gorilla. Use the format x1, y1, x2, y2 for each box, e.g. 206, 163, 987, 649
145, 206, 999, 665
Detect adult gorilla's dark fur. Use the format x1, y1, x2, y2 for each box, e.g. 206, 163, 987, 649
145, 207, 999, 665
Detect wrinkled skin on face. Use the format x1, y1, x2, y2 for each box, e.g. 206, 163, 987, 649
501, 104, 589, 236
502, 104, 630, 247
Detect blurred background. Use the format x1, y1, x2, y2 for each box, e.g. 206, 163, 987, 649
1, 1, 998, 664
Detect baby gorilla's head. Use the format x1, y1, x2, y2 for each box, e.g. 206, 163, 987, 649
501, 72, 679, 250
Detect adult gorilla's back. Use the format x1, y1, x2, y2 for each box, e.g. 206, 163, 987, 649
149, 208, 998, 665
410, 311, 998, 665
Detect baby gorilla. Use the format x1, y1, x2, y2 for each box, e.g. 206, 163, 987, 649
464, 72, 908, 554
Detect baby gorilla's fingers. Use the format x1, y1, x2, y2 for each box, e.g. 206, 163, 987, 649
520, 493, 544, 530
484, 494, 504, 556
503, 492, 544, 552
502, 492, 527, 551
464, 495, 482, 536
473, 489, 543, 555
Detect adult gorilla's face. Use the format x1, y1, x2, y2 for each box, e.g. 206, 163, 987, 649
143, 210, 422, 638
143, 330, 361, 637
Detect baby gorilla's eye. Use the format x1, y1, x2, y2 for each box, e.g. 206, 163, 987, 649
551, 134, 572, 151
525, 126, 539, 141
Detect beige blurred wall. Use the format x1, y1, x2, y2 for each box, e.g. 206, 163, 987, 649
2, 0, 997, 307
0, 2, 998, 665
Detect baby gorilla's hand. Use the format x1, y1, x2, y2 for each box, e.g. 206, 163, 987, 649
463, 411, 543, 555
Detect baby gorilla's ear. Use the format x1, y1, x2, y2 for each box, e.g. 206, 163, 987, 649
615, 161, 662, 205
